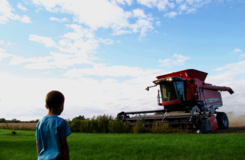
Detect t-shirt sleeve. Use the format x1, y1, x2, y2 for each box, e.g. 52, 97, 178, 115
59, 120, 72, 139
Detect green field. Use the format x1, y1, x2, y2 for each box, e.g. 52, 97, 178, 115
0, 129, 244, 160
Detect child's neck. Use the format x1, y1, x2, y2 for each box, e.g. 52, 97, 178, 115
47, 109, 60, 116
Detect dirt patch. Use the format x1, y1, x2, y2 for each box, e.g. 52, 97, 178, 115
229, 117, 245, 127
209, 127, 245, 134
0, 123, 36, 128
0, 123, 36, 130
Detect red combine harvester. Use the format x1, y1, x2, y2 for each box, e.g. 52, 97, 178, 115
118, 69, 234, 133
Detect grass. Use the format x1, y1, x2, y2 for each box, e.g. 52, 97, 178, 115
0, 129, 244, 160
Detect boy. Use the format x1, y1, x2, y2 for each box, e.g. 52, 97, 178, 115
36, 90, 72, 160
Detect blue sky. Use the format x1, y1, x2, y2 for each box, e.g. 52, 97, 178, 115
0, 0, 245, 120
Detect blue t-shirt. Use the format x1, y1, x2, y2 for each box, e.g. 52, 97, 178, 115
36, 115, 72, 160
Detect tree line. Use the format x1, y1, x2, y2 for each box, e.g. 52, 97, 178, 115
0, 118, 39, 123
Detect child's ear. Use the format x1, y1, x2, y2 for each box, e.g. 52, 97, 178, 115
45, 105, 49, 109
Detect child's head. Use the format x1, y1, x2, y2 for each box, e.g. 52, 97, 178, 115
45, 90, 65, 115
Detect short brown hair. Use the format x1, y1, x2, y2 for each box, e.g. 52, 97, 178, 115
46, 90, 65, 109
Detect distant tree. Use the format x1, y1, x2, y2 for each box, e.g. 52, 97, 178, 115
11, 119, 17, 123
0, 118, 6, 123
72, 115, 85, 121
35, 119, 39, 123
10, 119, 20, 123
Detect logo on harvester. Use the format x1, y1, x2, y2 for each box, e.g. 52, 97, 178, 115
205, 98, 222, 103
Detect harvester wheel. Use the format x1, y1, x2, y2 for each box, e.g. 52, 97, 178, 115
217, 112, 229, 129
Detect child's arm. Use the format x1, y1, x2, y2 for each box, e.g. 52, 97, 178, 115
36, 140, 39, 156
61, 137, 70, 160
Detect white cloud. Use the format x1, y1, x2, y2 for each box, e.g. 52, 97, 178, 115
214, 60, 245, 73
133, 9, 147, 18
179, 3, 188, 11
240, 54, 245, 59
186, 8, 196, 13
156, 21, 161, 26
9, 55, 52, 65
176, 0, 184, 4
206, 61, 245, 115
32, 0, 154, 37
0, 40, 15, 47
0, 48, 12, 61
137, 0, 211, 18
112, 30, 132, 35
9, 24, 114, 69
130, 19, 154, 37
159, 54, 190, 66
186, 0, 205, 5
32, 0, 131, 30
63, 65, 164, 78
27, 52, 94, 69
158, 58, 172, 66
229, 48, 242, 55
0, 0, 31, 24
115, 0, 133, 5
233, 48, 242, 53
17, 3, 28, 11
164, 11, 178, 18
9, 50, 95, 70
137, 0, 174, 10
50, 17, 68, 23
137, 0, 175, 10
18, 15, 31, 23
35, 7, 43, 12
0, 67, 168, 120
172, 54, 190, 65
178, 3, 196, 14
99, 38, 114, 45
29, 34, 56, 47
56, 24, 101, 56
0, 40, 4, 45
3, 61, 245, 120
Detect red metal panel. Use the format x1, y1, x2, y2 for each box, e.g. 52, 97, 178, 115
185, 81, 195, 101
202, 90, 222, 105
209, 115, 218, 131
162, 100, 181, 106
203, 85, 233, 94
156, 69, 208, 81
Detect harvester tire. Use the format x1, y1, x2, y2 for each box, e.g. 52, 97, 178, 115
217, 112, 229, 129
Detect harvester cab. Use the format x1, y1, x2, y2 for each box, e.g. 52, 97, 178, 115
118, 69, 234, 133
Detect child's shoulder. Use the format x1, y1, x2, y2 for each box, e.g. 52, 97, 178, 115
48, 115, 66, 122
37, 115, 68, 129
39, 115, 66, 125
